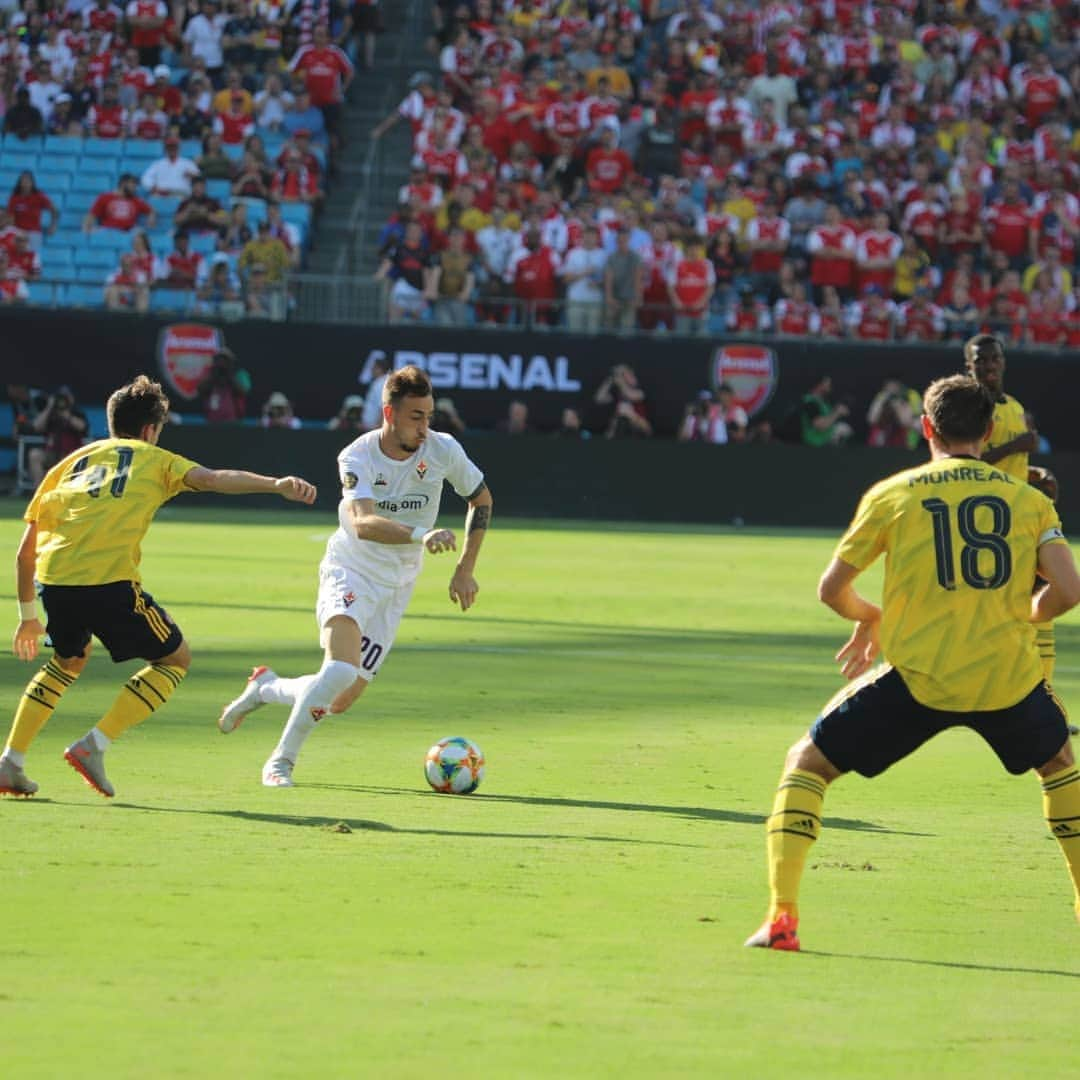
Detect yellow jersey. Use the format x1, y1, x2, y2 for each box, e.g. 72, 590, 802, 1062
26, 438, 201, 586
982, 392, 1029, 481
835, 455, 1066, 711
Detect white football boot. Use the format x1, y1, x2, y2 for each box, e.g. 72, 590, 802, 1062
218, 666, 276, 734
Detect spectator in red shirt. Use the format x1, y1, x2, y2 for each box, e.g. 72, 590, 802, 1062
288, 24, 354, 142
585, 127, 634, 195
214, 91, 256, 145
0, 250, 29, 304
151, 63, 183, 115
104, 251, 151, 312
87, 81, 127, 139
511, 229, 560, 326
984, 180, 1032, 268
83, 175, 157, 232
668, 236, 715, 335
128, 89, 169, 139
6, 231, 42, 280
162, 230, 202, 289
270, 149, 322, 205
7, 172, 57, 239
807, 203, 857, 302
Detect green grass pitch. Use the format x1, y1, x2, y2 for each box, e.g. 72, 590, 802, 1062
2, 504, 1079, 1078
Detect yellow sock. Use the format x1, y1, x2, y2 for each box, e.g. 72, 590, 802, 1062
4, 660, 78, 755
1042, 765, 1080, 917
97, 664, 187, 740
766, 769, 827, 921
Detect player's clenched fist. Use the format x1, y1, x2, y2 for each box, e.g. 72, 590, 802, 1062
423, 528, 457, 554
276, 476, 318, 504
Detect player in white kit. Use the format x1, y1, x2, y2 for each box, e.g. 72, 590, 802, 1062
218, 365, 493, 787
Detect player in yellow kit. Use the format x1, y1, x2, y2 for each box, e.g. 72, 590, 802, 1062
1, 375, 317, 799
965, 333, 1037, 481
964, 333, 1073, 728
746, 375, 1080, 951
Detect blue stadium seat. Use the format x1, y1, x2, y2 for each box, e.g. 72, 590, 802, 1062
43, 134, 83, 155
81, 138, 125, 157
149, 196, 180, 218
75, 247, 115, 268
260, 134, 286, 158
148, 230, 174, 251
77, 265, 110, 283
238, 198, 267, 224
180, 139, 201, 160
188, 232, 218, 254
0, 170, 19, 191
151, 289, 192, 313
37, 171, 72, 192
26, 280, 57, 306
61, 284, 104, 308
122, 140, 161, 160
206, 179, 231, 201
65, 190, 96, 214
3, 152, 39, 172
50, 228, 84, 248
39, 154, 78, 174
58, 209, 85, 230
71, 171, 113, 194
41, 248, 75, 275
279, 203, 312, 228
87, 229, 132, 250
222, 143, 244, 161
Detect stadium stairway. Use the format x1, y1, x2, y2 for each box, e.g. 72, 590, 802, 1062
306, 0, 430, 280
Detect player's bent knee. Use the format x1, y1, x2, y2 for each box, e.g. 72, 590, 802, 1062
329, 676, 369, 715
1036, 740, 1075, 777
157, 639, 192, 671
55, 646, 91, 674
786, 735, 842, 783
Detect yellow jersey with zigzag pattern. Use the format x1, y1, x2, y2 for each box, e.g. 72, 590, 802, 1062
982, 392, 1029, 481
836, 455, 1065, 711
26, 438, 201, 586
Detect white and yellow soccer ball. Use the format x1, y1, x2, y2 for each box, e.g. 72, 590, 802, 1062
424, 736, 485, 795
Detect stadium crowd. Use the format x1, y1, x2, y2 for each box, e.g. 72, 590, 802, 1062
372, 0, 1080, 345
0, 0, 356, 314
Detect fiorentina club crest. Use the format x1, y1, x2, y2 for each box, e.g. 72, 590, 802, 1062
711, 344, 778, 417
341, 591, 356, 608
157, 324, 224, 400
416, 460, 428, 480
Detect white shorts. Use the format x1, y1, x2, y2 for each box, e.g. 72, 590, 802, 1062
316, 562, 416, 681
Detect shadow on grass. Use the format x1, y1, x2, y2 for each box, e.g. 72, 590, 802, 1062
301, 785, 930, 837
107, 802, 696, 846
802, 949, 1080, 980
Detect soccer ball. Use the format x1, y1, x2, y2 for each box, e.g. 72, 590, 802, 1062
424, 736, 485, 795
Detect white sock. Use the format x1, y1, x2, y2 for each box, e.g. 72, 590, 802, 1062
2, 747, 26, 768
271, 660, 358, 765
89, 727, 111, 751
258, 675, 315, 707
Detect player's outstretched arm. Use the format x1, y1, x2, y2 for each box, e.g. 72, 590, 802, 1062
1033, 542, 1080, 623
345, 498, 456, 551
818, 557, 883, 680
183, 467, 317, 504
12, 522, 45, 662
450, 483, 493, 612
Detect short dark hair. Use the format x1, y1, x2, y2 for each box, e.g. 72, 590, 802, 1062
963, 332, 1004, 366
922, 375, 993, 444
107, 374, 170, 437
382, 364, 432, 407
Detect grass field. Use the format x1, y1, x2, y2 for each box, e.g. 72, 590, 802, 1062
2, 503, 1079, 1079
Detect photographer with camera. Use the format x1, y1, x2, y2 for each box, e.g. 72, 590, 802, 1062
28, 385, 88, 486
260, 391, 302, 430
594, 363, 652, 439
328, 394, 366, 432
197, 347, 251, 424
866, 378, 921, 450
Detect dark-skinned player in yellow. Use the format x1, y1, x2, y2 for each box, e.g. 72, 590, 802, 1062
747, 375, 1080, 951
1, 375, 317, 798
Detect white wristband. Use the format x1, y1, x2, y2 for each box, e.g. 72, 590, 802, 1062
18, 600, 37, 621
410, 526, 427, 543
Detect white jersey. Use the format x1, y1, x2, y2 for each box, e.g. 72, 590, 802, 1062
325, 429, 484, 587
